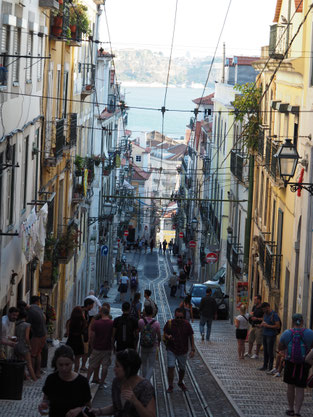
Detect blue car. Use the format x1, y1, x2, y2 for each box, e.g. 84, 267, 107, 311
189, 283, 229, 319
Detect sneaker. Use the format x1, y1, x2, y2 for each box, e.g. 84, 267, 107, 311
258, 366, 267, 371
201, 334, 204, 341
167, 385, 174, 393
178, 382, 188, 392
273, 372, 281, 377
251, 354, 259, 359
266, 368, 277, 375
244, 352, 251, 358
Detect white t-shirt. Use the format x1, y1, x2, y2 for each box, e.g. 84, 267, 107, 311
236, 313, 250, 330
1, 315, 15, 339
120, 275, 129, 285
85, 295, 102, 317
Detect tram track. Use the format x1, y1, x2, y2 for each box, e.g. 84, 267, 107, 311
150, 254, 241, 417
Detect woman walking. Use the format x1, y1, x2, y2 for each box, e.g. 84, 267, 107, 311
88, 349, 156, 417
179, 295, 194, 322
130, 293, 142, 321
235, 304, 249, 359
14, 309, 37, 381
38, 345, 91, 417
65, 306, 87, 372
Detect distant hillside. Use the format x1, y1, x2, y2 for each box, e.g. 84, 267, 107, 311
114, 49, 221, 87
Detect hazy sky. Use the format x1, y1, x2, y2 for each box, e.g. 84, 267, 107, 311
103, 0, 277, 57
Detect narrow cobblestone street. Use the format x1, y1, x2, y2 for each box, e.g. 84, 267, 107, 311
1, 251, 313, 416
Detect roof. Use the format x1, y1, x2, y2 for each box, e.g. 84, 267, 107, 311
274, 0, 302, 23
131, 163, 151, 181
192, 92, 214, 105
99, 108, 120, 120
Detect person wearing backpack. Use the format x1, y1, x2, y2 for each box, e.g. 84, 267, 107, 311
278, 313, 313, 417
258, 302, 280, 372
130, 269, 138, 301
112, 302, 139, 352
138, 305, 161, 381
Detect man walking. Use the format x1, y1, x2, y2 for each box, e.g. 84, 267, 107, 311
163, 308, 195, 393
245, 294, 264, 359
144, 289, 158, 318
112, 302, 139, 352
169, 272, 178, 297
199, 288, 217, 342
87, 306, 113, 389
258, 302, 280, 371
278, 314, 313, 416
178, 271, 187, 298
85, 290, 101, 318
162, 240, 167, 255
138, 305, 161, 381
27, 296, 47, 378
1, 307, 19, 359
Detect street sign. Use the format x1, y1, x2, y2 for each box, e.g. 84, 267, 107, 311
117, 238, 121, 243
124, 230, 129, 236
179, 232, 184, 238
172, 225, 176, 230
101, 245, 109, 256
189, 240, 196, 248
206, 252, 218, 263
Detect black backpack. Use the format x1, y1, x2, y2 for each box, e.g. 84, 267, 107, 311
115, 316, 136, 350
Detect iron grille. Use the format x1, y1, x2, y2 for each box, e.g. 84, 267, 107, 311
55, 119, 65, 157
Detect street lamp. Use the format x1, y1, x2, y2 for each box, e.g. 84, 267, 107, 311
275, 139, 313, 195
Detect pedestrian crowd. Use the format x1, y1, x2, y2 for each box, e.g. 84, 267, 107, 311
233, 295, 313, 416
33, 285, 194, 417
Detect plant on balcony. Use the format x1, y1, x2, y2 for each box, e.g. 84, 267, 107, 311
57, 227, 79, 260
74, 155, 85, 175
51, 0, 65, 37
69, 1, 91, 36
92, 154, 102, 166
232, 82, 262, 152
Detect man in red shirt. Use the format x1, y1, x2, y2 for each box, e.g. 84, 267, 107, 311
163, 308, 195, 393
87, 306, 113, 388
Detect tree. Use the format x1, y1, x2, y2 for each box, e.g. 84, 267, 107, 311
232, 83, 262, 151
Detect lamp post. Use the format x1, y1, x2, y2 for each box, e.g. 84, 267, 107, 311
275, 139, 313, 195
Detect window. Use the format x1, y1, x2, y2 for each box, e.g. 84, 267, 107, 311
0, 25, 10, 87
56, 69, 61, 117
62, 72, 68, 118
37, 35, 43, 80
0, 152, 3, 227
22, 136, 29, 210
12, 28, 21, 84
259, 171, 264, 221
7, 144, 16, 226
263, 178, 269, 226
135, 155, 141, 162
26, 31, 33, 83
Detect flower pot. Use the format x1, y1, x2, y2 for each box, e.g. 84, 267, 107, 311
70, 24, 77, 38
94, 160, 100, 166
103, 169, 110, 176
52, 16, 63, 37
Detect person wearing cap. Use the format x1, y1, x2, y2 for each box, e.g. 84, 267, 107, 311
278, 313, 313, 417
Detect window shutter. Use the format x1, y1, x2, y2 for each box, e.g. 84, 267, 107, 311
26, 32, 33, 82
12, 28, 20, 83
37, 36, 43, 80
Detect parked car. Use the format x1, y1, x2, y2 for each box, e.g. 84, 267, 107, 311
189, 283, 229, 320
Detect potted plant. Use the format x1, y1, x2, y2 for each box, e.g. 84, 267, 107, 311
69, 1, 91, 37
74, 155, 85, 175
92, 155, 101, 166
51, 0, 65, 37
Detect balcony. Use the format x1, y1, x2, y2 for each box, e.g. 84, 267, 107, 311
230, 150, 244, 182
257, 129, 265, 158
39, 261, 59, 289
226, 237, 243, 274
39, 0, 59, 9
68, 113, 77, 147
258, 234, 265, 271
81, 63, 96, 98
55, 118, 66, 158
50, 3, 70, 40
269, 24, 290, 59
265, 137, 279, 180
56, 223, 79, 264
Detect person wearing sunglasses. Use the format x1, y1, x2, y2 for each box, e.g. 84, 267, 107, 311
163, 308, 195, 393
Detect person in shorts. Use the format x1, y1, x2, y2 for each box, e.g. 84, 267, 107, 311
27, 296, 47, 378
235, 304, 249, 359
278, 313, 313, 417
163, 308, 195, 393
87, 306, 113, 389
245, 295, 264, 359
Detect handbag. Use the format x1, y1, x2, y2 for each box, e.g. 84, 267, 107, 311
307, 373, 313, 388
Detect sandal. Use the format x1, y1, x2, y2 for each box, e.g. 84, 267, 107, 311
285, 411, 294, 416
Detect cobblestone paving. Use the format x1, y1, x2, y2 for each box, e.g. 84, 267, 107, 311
192, 320, 313, 417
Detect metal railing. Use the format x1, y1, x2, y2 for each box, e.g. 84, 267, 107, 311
55, 118, 65, 157
81, 63, 95, 88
